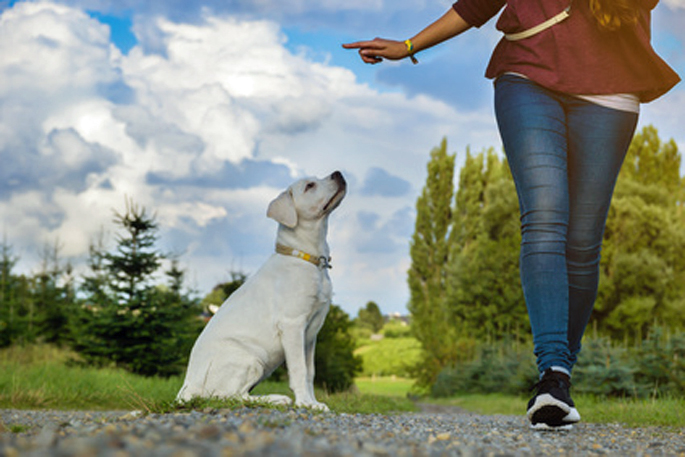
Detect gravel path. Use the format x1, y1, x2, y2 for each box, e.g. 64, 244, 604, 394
2, 406, 684, 456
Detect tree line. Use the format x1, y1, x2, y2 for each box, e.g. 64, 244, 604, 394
0, 198, 360, 390
0, 199, 202, 376
4, 124, 680, 394
408, 125, 685, 388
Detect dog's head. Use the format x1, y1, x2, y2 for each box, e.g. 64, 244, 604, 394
267, 171, 346, 228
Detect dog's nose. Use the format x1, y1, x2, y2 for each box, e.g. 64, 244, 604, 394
331, 171, 345, 185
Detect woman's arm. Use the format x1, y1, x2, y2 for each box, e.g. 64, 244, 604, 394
342, 8, 472, 64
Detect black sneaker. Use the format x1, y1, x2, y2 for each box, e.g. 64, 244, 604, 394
527, 369, 580, 430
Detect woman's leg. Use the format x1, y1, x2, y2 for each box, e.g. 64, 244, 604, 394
494, 75, 572, 374
564, 101, 638, 369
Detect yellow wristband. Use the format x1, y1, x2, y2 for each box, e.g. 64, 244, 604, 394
404, 39, 419, 64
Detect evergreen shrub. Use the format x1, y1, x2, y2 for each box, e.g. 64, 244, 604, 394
634, 328, 685, 396
431, 341, 536, 397
313, 305, 363, 393
572, 338, 639, 397
430, 328, 685, 399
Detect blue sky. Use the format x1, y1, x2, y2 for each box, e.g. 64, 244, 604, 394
1, 0, 683, 317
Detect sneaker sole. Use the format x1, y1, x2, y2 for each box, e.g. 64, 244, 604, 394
527, 394, 572, 427
563, 407, 581, 424
531, 422, 574, 431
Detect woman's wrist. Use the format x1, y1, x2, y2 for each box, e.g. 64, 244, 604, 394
404, 39, 419, 64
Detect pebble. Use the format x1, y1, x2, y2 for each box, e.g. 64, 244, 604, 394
1, 408, 685, 456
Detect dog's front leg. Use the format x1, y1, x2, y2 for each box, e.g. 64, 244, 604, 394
280, 318, 329, 411
305, 338, 317, 401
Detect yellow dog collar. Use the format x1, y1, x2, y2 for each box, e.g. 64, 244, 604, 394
276, 243, 332, 269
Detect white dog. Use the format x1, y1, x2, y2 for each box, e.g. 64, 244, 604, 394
177, 171, 346, 411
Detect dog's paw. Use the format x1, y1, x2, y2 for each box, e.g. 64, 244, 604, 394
312, 402, 330, 412
296, 401, 330, 412
244, 394, 293, 407
260, 394, 293, 406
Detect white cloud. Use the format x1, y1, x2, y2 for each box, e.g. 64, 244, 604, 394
6, 0, 681, 317
0, 1, 501, 316
663, 0, 685, 10
0, 2, 117, 97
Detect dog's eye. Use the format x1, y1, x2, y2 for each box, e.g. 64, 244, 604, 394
305, 182, 316, 192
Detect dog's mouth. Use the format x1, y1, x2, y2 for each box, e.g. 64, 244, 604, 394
323, 189, 345, 213
323, 172, 346, 213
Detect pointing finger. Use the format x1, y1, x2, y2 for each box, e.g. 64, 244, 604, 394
342, 39, 387, 50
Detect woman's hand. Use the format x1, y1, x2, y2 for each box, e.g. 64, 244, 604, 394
342, 38, 409, 64
342, 9, 471, 65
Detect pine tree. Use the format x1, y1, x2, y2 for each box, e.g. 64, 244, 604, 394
80, 229, 114, 311
0, 238, 20, 347
32, 240, 75, 345
107, 199, 162, 306
73, 198, 202, 377
407, 138, 459, 387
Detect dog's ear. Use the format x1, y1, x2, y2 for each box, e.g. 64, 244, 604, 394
267, 190, 298, 228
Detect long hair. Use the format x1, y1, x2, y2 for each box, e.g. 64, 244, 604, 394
589, 0, 640, 31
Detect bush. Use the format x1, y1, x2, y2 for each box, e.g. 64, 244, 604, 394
72, 287, 202, 377
572, 338, 639, 397
634, 328, 685, 396
350, 325, 373, 345
381, 320, 412, 338
429, 329, 685, 399
431, 341, 536, 397
314, 305, 363, 393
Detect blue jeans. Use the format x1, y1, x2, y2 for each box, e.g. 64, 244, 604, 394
494, 75, 638, 374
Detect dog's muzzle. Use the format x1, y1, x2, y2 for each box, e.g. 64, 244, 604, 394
323, 171, 346, 213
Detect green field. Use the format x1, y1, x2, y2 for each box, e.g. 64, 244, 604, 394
1, 345, 683, 428
355, 376, 417, 397
354, 337, 421, 377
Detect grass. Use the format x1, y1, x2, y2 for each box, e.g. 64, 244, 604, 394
166, 381, 417, 415
0, 360, 182, 411
423, 393, 685, 428
0, 345, 414, 415
2, 345, 683, 428
355, 373, 685, 428
423, 393, 527, 416
355, 376, 416, 397
576, 395, 685, 428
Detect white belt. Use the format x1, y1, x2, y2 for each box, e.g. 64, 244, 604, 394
504, 5, 572, 41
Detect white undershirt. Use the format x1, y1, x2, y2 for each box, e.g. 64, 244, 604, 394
574, 93, 640, 114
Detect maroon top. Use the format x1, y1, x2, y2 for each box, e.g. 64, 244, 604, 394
452, 0, 680, 102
